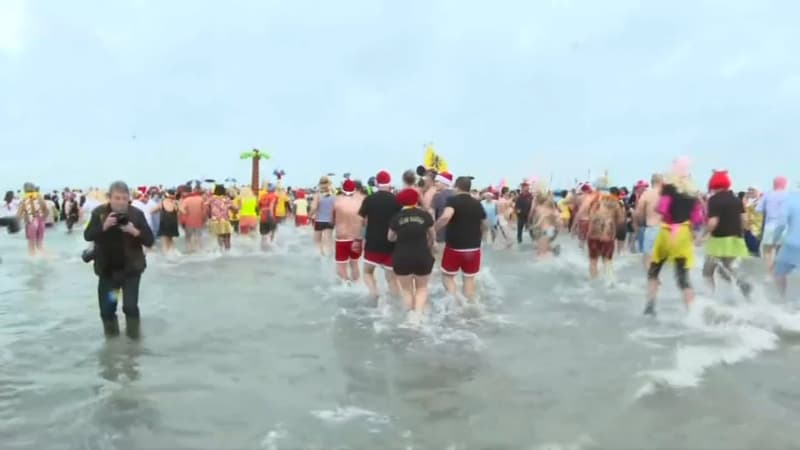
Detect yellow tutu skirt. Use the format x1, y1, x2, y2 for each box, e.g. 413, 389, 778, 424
208, 219, 233, 236
651, 222, 695, 268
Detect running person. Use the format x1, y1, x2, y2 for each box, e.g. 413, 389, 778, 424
358, 170, 401, 301
434, 176, 488, 302
389, 188, 436, 319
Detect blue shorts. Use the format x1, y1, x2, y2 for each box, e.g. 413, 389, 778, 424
642, 226, 659, 254
761, 224, 785, 247
775, 245, 800, 276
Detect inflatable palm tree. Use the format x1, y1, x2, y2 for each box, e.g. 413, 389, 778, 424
240, 148, 270, 191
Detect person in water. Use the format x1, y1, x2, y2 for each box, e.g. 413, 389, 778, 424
358, 170, 401, 301
480, 191, 499, 245
495, 187, 513, 248
155, 189, 180, 253
431, 171, 455, 253
633, 174, 664, 270
757, 176, 789, 271
515, 181, 533, 244
258, 183, 278, 249
586, 189, 625, 278
17, 182, 48, 256
773, 189, 800, 297
531, 191, 560, 257
644, 158, 704, 316
389, 188, 436, 320
333, 179, 364, 282
293, 190, 309, 227
435, 176, 488, 302
208, 184, 237, 251
743, 186, 763, 256
84, 181, 154, 338
310, 176, 335, 256
701, 170, 752, 297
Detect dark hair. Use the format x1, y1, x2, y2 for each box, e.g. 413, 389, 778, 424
213, 185, 226, 196
609, 187, 620, 196
454, 176, 472, 192
501, 187, 509, 195
4, 191, 13, 203
737, 191, 746, 200
403, 170, 417, 186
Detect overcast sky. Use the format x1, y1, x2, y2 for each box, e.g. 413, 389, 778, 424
2, 0, 799, 191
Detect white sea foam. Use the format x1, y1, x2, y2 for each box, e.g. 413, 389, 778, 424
310, 406, 389, 424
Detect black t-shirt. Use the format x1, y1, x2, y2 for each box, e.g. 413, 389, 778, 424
390, 207, 434, 259
707, 190, 744, 237
358, 190, 401, 253
444, 193, 486, 250
516, 191, 533, 214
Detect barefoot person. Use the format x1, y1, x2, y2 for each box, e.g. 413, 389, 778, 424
17, 182, 48, 256
586, 189, 625, 278
333, 179, 365, 282
633, 174, 664, 269
644, 158, 704, 316
310, 176, 335, 256
389, 188, 436, 320
774, 190, 800, 297
702, 170, 752, 297
358, 170, 401, 301
434, 175, 488, 302
757, 176, 789, 271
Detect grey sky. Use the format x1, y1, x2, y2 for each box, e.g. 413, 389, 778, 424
2, 0, 798, 191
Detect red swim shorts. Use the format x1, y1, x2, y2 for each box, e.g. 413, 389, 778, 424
441, 246, 481, 277
363, 251, 392, 269
588, 238, 615, 260
335, 240, 362, 263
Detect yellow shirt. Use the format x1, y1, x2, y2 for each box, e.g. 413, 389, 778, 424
274, 192, 289, 217
239, 196, 257, 218
294, 198, 309, 216
558, 198, 571, 220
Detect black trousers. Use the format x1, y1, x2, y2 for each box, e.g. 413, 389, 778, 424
97, 274, 142, 321
516, 213, 529, 243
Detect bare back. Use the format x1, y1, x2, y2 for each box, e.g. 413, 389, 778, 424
638, 187, 662, 226
334, 195, 364, 240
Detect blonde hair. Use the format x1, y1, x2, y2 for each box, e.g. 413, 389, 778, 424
666, 173, 696, 195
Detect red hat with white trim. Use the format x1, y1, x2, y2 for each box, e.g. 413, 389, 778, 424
435, 171, 453, 187
342, 179, 356, 194
376, 170, 392, 187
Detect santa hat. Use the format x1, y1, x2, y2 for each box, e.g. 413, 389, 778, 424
708, 170, 731, 191
376, 170, 392, 187
635, 180, 649, 189
580, 182, 593, 193
342, 179, 356, 194
436, 171, 453, 187
396, 188, 419, 207
774, 176, 788, 190
295, 189, 306, 199
137, 186, 147, 195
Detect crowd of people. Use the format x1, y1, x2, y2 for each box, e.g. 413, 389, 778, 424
2, 157, 799, 336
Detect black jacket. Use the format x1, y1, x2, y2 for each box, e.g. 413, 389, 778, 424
84, 204, 154, 278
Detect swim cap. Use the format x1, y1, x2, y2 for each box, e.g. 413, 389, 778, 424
396, 188, 419, 206
708, 170, 731, 191
774, 176, 788, 190
342, 179, 356, 194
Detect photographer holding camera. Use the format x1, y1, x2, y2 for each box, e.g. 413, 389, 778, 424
84, 181, 154, 337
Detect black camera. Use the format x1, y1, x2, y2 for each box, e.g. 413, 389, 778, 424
81, 245, 96, 263
115, 213, 129, 226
